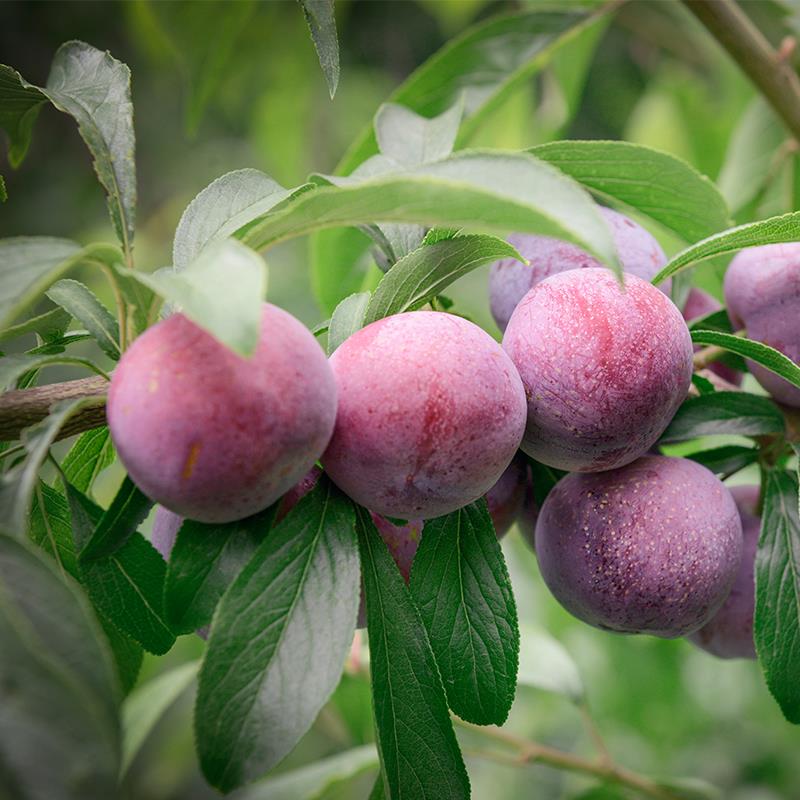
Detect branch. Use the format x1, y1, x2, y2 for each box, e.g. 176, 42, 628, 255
684, 0, 800, 142
0, 376, 108, 442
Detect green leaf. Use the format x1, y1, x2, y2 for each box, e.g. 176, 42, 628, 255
195, 478, 360, 791
164, 505, 276, 634
61, 426, 115, 494
243, 151, 619, 272
0, 173, 5, 201
0, 236, 82, 330
121, 660, 199, 774
691, 329, 800, 391
660, 392, 785, 444
364, 234, 520, 325
357, 506, 470, 800
64, 484, 175, 655
529, 140, 730, 243
237, 745, 379, 800
173, 169, 299, 271
0, 306, 72, 344
409, 500, 519, 725
654, 212, 800, 284
310, 227, 376, 315
0, 397, 104, 538
374, 101, 462, 168
0, 352, 109, 390
755, 468, 800, 723
0, 64, 48, 166
122, 238, 267, 357
79, 476, 153, 561
525, 457, 566, 508
328, 292, 371, 354
516, 624, 584, 702
99, 615, 143, 696
46, 278, 120, 360
687, 308, 733, 334
684, 445, 760, 476
299, 0, 340, 99
653, 777, 722, 800
0, 534, 121, 799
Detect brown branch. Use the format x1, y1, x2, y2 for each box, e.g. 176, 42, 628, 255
0, 376, 108, 442
684, 0, 800, 142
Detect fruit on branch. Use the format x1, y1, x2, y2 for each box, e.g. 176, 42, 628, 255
107, 304, 337, 523
724, 243, 800, 407
488, 207, 669, 332
535, 455, 743, 638
503, 269, 693, 472
689, 484, 759, 659
322, 311, 526, 519
681, 288, 742, 386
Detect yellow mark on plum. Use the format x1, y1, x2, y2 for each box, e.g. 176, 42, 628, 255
182, 442, 202, 480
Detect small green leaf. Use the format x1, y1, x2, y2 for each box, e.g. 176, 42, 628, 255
46, 278, 120, 360
122, 238, 267, 357
328, 292, 371, 354
121, 660, 199, 774
0, 353, 109, 391
99, 615, 143, 697
660, 392, 785, 444
374, 101, 462, 168
299, 0, 340, 99
654, 212, 800, 284
0, 534, 121, 799
687, 308, 733, 334
195, 478, 360, 791
684, 445, 760, 476
357, 506, 470, 800
409, 500, 519, 725
0, 306, 72, 344
0, 64, 48, 166
755, 468, 800, 723
61, 426, 115, 495
516, 624, 584, 702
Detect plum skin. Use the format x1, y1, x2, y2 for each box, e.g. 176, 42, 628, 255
489, 207, 670, 332
535, 456, 743, 638
723, 243, 800, 407
503, 268, 693, 473
107, 303, 337, 524
322, 311, 527, 519
689, 485, 759, 659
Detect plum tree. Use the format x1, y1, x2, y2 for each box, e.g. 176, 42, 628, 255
535, 455, 743, 638
689, 484, 759, 659
724, 243, 800, 407
502, 269, 693, 472
321, 311, 527, 519
682, 288, 742, 386
488, 207, 669, 332
107, 303, 337, 523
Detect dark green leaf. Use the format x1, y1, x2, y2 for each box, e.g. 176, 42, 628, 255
99, 614, 143, 696
755, 468, 800, 723
374, 101, 462, 168
691, 373, 716, 395
61, 426, 115, 494
0, 534, 121, 799
687, 308, 733, 334
164, 506, 276, 634
195, 478, 360, 791
409, 500, 519, 725
299, 0, 340, 98
0, 306, 72, 344
328, 292, 371, 354
660, 392, 785, 444
28, 480, 79, 578
46, 278, 120, 359
685, 445, 760, 476
357, 506, 469, 800
368, 773, 387, 800
0, 64, 47, 166
0, 352, 109, 390
525, 457, 566, 508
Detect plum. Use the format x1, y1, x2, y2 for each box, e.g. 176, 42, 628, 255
681, 288, 742, 386
322, 311, 527, 519
689, 484, 759, 659
489, 207, 669, 332
503, 268, 693, 472
151, 505, 182, 560
516, 469, 540, 551
107, 303, 337, 523
535, 455, 743, 638
485, 454, 528, 537
723, 243, 800, 407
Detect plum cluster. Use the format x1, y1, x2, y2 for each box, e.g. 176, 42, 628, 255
107, 215, 796, 659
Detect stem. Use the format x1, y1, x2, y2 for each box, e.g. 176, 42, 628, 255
684, 0, 800, 142
692, 344, 728, 371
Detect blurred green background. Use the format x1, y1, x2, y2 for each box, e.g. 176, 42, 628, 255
3, 1, 800, 798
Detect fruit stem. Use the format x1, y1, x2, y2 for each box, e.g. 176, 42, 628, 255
692, 344, 728, 371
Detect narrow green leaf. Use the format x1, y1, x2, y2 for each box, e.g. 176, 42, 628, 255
61, 426, 115, 494
0, 353, 109, 390
328, 292, 371, 354
121, 238, 267, 357
755, 468, 800, 723
369, 774, 387, 800
691, 330, 800, 391
121, 660, 199, 774
529, 140, 730, 243
687, 308, 733, 334
0, 306, 72, 344
654, 212, 800, 284
374, 101, 462, 168
357, 506, 470, 800
299, 0, 340, 98
516, 624, 584, 702
99, 614, 143, 696
684, 445, 760, 476
195, 478, 360, 791
0, 534, 121, 799
0, 64, 48, 166
409, 500, 519, 725
164, 506, 276, 634
46, 278, 120, 359
364, 234, 520, 324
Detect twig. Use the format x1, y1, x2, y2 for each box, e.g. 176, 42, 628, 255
692, 344, 729, 371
